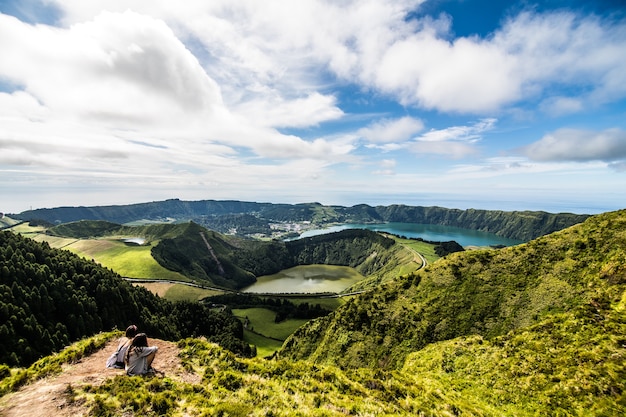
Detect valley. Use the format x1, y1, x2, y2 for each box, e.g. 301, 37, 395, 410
1, 201, 623, 415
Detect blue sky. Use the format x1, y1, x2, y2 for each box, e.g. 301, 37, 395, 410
1, 0, 625, 214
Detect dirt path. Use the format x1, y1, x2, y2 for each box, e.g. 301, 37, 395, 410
0, 338, 198, 417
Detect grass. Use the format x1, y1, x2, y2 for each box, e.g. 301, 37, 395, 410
161, 284, 222, 302
393, 235, 440, 264
6, 223, 46, 235
242, 330, 284, 358
65, 239, 189, 281
134, 282, 223, 302
232, 308, 309, 341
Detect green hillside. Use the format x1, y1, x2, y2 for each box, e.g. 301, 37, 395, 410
24, 220, 418, 291
139, 223, 411, 290
279, 209, 626, 371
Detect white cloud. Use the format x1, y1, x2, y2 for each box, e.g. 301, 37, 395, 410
418, 118, 496, 142
0, 11, 222, 127
371, 158, 396, 175
0, 8, 357, 182
407, 118, 496, 158
539, 96, 584, 116
358, 116, 424, 143
411, 141, 478, 159
42, 1, 626, 116
234, 92, 343, 128
522, 128, 626, 162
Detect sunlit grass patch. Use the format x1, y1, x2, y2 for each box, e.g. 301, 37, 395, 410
233, 308, 308, 341
162, 283, 222, 302
66, 239, 188, 280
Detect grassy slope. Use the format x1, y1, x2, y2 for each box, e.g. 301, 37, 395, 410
134, 282, 222, 302
5, 326, 621, 416
232, 308, 309, 341
279, 209, 626, 372
66, 239, 190, 281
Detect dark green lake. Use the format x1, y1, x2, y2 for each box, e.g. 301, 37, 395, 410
242, 265, 363, 294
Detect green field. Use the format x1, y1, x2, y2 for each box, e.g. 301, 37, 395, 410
232, 307, 311, 356
233, 308, 309, 340
242, 330, 284, 358
134, 282, 223, 302
163, 284, 223, 301
393, 236, 440, 264
64, 239, 189, 281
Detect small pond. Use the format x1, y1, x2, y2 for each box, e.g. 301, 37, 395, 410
242, 264, 364, 294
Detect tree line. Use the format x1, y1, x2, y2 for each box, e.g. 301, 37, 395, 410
204, 293, 333, 322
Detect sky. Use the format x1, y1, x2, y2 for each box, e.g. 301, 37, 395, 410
1, 0, 625, 215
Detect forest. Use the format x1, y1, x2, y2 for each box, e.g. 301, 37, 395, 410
0, 231, 253, 366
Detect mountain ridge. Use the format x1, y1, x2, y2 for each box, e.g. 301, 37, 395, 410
9, 198, 589, 241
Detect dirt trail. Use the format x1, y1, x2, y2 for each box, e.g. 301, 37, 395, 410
0, 338, 198, 417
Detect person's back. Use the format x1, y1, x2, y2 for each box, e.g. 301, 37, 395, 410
125, 333, 158, 376
105, 325, 138, 369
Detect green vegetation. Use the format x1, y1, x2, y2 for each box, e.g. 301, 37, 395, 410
0, 231, 252, 366
12, 328, 621, 416
151, 225, 410, 291
279, 209, 626, 372
209, 293, 333, 323
49, 220, 122, 238
232, 308, 308, 341
1, 209, 625, 415
156, 283, 222, 302
242, 329, 284, 358
67, 239, 189, 281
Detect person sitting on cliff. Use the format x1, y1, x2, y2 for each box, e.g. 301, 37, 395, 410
105, 324, 138, 369
125, 333, 158, 376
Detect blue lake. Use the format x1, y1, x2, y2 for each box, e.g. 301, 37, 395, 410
298, 223, 522, 247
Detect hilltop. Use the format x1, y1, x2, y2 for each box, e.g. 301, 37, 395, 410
0, 335, 191, 417
0, 210, 624, 415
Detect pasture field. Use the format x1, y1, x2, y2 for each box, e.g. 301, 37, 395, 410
232, 308, 309, 341
65, 239, 189, 281
7, 223, 46, 235
33, 234, 79, 248
135, 282, 222, 301
133, 282, 175, 298
242, 330, 284, 358
162, 283, 223, 301
393, 236, 440, 264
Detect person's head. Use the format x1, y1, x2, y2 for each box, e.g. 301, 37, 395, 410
125, 325, 138, 338
126, 333, 149, 364
131, 333, 148, 348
